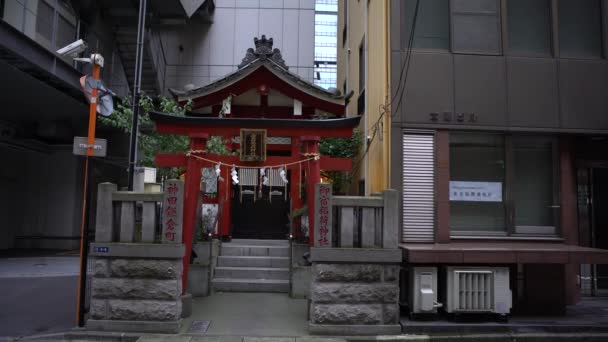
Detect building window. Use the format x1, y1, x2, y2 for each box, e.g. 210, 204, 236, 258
450, 0, 502, 55
507, 0, 552, 57
450, 134, 506, 233
558, 0, 603, 59
512, 136, 559, 235
404, 0, 449, 50
358, 38, 365, 94
342, 0, 348, 46
449, 133, 559, 236
56, 15, 76, 51
36, 1, 54, 42
357, 38, 365, 115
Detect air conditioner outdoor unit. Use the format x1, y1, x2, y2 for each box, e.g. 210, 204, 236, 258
410, 267, 441, 315
444, 267, 512, 315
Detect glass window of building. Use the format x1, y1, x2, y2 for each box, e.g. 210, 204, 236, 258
450, 133, 506, 232
507, 0, 552, 57
559, 0, 603, 59
358, 38, 365, 94
56, 15, 76, 51
36, 1, 54, 42
404, 0, 450, 50
450, 0, 502, 55
512, 136, 558, 234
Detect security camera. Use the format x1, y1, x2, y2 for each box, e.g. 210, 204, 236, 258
56, 39, 87, 57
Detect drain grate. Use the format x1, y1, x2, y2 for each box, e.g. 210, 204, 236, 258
188, 320, 211, 334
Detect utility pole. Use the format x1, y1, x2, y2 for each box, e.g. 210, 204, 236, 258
75, 53, 104, 327
127, 0, 147, 190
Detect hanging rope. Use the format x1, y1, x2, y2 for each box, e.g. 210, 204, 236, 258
186, 150, 320, 169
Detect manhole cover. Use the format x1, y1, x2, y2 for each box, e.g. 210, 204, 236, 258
33, 263, 47, 267
188, 320, 211, 334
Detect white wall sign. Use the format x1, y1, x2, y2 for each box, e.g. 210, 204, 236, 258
449, 181, 502, 202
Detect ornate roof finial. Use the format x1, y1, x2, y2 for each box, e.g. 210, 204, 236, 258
238, 35, 289, 70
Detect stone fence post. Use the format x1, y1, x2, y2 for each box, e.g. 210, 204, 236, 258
308, 248, 402, 336
88, 182, 185, 333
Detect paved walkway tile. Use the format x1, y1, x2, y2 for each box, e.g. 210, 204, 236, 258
181, 292, 308, 337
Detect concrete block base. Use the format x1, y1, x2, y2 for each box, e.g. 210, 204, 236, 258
291, 265, 311, 299
187, 264, 211, 297
86, 319, 181, 333
308, 323, 402, 336
181, 293, 192, 318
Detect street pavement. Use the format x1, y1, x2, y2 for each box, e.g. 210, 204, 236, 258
0, 256, 79, 338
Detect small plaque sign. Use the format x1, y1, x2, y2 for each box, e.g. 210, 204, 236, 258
93, 246, 109, 253
449, 181, 502, 202
73, 137, 107, 157
240, 129, 266, 162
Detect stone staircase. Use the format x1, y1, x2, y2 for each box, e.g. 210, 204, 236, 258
212, 239, 290, 293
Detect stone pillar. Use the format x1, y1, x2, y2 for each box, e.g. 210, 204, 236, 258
309, 248, 402, 335
95, 183, 117, 243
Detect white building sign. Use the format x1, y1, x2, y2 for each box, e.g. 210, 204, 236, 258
449, 181, 502, 202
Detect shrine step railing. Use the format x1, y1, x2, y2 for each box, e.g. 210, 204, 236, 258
313, 184, 398, 249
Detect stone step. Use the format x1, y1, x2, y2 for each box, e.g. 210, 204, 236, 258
212, 278, 289, 293
229, 239, 289, 246
214, 266, 290, 280
220, 244, 290, 257
217, 256, 290, 268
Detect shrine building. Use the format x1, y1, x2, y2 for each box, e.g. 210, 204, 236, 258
151, 35, 360, 266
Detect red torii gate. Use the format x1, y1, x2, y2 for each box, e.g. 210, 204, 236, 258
149, 35, 361, 292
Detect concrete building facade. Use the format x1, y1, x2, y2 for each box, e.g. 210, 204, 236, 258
340, 0, 608, 316
337, 0, 390, 196
157, 0, 316, 95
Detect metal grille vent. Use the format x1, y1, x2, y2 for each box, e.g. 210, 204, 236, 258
402, 133, 435, 242
454, 270, 494, 312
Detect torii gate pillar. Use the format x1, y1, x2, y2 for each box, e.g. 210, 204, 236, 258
181, 135, 207, 294
302, 136, 320, 245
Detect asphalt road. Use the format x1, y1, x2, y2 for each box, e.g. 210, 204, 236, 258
0, 256, 79, 338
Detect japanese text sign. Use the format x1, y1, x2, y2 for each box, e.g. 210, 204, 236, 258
162, 179, 184, 243
314, 183, 333, 247
449, 181, 502, 202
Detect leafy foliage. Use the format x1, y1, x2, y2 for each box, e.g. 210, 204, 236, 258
98, 95, 192, 180
99, 95, 238, 180
319, 130, 363, 194
319, 130, 362, 158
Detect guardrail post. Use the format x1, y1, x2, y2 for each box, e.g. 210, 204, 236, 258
141, 202, 157, 242
95, 183, 117, 242
382, 189, 398, 249
119, 201, 135, 242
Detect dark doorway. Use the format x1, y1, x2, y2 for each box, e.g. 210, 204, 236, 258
592, 168, 608, 293
231, 186, 290, 240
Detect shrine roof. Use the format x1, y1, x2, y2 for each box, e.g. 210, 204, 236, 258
169, 35, 344, 107
149, 111, 361, 129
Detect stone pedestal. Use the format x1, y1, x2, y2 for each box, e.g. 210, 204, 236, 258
87, 243, 185, 333
309, 248, 402, 335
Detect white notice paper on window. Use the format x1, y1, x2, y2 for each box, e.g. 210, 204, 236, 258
449, 181, 502, 202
